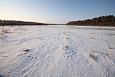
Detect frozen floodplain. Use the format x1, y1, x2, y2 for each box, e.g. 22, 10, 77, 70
0, 25, 115, 77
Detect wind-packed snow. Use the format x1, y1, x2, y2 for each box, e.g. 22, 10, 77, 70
0, 25, 115, 77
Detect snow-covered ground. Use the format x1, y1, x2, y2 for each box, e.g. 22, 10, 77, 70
0, 25, 115, 77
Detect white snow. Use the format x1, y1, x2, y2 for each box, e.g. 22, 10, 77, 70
0, 25, 115, 77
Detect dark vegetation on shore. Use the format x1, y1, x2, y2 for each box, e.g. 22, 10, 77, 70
0, 19, 65, 26
0, 20, 48, 26
67, 15, 115, 26
1, 15, 115, 26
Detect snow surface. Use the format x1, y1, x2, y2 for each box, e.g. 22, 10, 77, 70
0, 25, 115, 77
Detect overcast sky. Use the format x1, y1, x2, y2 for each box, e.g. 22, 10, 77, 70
0, 0, 115, 24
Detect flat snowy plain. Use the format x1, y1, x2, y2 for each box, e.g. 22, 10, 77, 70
0, 25, 115, 77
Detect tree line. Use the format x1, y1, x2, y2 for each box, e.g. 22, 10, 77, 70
67, 15, 115, 26
0, 20, 47, 26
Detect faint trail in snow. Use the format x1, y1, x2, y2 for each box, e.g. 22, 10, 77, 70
0, 26, 115, 77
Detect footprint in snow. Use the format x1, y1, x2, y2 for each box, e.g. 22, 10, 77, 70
65, 37, 69, 39
18, 49, 31, 56
108, 47, 114, 49
65, 46, 69, 50
89, 53, 98, 62
24, 49, 31, 52
58, 34, 60, 35
64, 46, 76, 57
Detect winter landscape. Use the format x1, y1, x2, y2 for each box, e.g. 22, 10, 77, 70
0, 0, 115, 77
0, 25, 115, 77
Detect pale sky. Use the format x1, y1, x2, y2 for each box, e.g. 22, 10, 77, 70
0, 0, 115, 24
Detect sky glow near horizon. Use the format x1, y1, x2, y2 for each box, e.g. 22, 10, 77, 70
0, 0, 115, 24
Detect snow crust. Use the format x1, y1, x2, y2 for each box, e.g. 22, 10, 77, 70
0, 25, 115, 77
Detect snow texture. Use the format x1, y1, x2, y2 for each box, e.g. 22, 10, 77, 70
0, 25, 115, 77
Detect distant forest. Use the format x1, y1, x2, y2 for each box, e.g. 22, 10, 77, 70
1, 15, 115, 26
0, 20, 47, 26
67, 15, 115, 26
